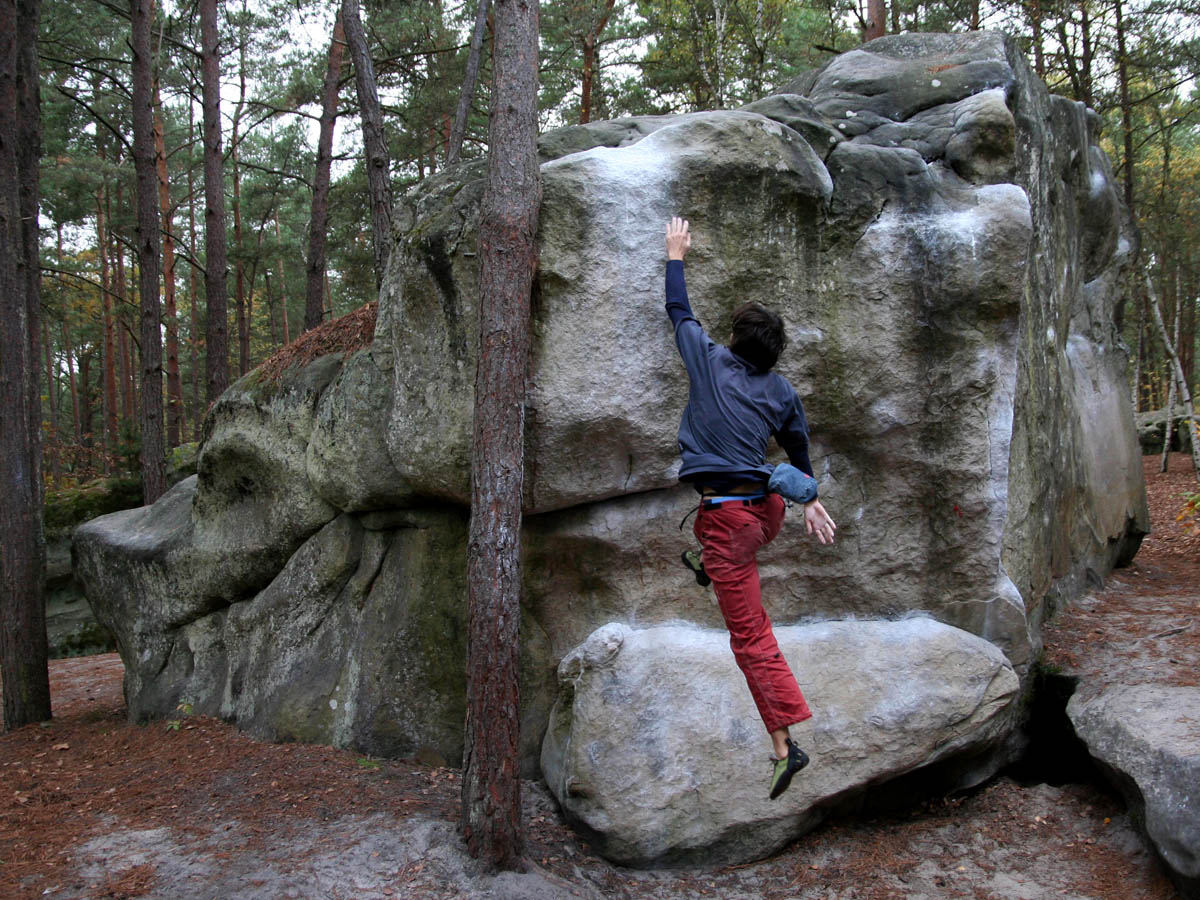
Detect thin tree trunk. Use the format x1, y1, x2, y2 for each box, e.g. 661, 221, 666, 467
79, 351, 94, 472
447, 0, 491, 165
187, 101, 201, 440
275, 214, 290, 345
232, 143, 248, 373
342, 0, 393, 290
63, 321, 81, 453
115, 240, 134, 438
1160, 359, 1176, 472
1030, 0, 1045, 77
306, 12, 345, 333
155, 75, 182, 447
1147, 273, 1200, 477
42, 320, 59, 486
1079, 0, 1093, 107
579, 0, 615, 125
1, 0, 52, 730
132, 0, 167, 501
232, 17, 249, 374
1131, 299, 1143, 411
461, 0, 540, 871
201, 0, 230, 404
1113, 0, 1134, 214
97, 192, 117, 471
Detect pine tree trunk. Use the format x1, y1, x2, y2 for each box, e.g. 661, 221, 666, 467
865, 0, 886, 40
1079, 0, 1094, 107
63, 321, 81, 454
232, 31, 249, 373
578, 0, 615, 125
306, 12, 345, 333
1113, 0, 1134, 215
342, 0, 393, 290
446, 0, 490, 166
97, 192, 117, 471
155, 77, 183, 447
132, 0, 167, 502
1, 0, 52, 731
1030, 0, 1045, 77
115, 242, 134, 440
275, 215, 290, 345
461, 0, 540, 872
187, 104, 201, 440
79, 352, 95, 472
42, 320, 59, 486
201, 0, 230, 404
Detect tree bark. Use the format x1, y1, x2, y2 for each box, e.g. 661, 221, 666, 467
187, 102, 201, 440
115, 236, 134, 445
461, 0, 540, 872
306, 12, 345, 333
865, 0, 886, 40
1029, 0, 1045, 77
579, 0, 616, 125
1, 0, 52, 731
1079, 0, 1094, 108
63, 321, 81, 454
446, 0, 491, 165
342, 0, 392, 291
275, 214, 290, 345
154, 76, 183, 448
1113, 0, 1134, 215
43, 319, 59, 486
97, 191, 117, 470
232, 20, 249, 373
201, 0, 230, 404
132, 0, 167, 502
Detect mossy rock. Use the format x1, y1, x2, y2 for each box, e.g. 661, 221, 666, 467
44, 477, 144, 535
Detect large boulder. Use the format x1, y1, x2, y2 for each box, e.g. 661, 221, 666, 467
75, 31, 1148, 864
542, 619, 1019, 866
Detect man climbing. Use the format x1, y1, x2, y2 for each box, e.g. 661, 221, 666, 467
664, 216, 837, 800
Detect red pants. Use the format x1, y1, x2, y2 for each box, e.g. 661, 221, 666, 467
694, 493, 812, 733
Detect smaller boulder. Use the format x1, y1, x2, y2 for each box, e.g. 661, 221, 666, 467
542, 618, 1018, 867
1068, 684, 1200, 898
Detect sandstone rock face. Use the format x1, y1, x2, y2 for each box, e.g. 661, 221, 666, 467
75, 31, 1147, 866
1067, 685, 1200, 898
542, 619, 1018, 866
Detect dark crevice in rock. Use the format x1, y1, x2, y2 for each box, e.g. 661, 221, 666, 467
1004, 665, 1103, 788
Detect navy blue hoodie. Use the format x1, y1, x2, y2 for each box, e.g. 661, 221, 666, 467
665, 260, 815, 491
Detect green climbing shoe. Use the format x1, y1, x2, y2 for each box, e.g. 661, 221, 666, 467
769, 739, 809, 800
681, 549, 712, 587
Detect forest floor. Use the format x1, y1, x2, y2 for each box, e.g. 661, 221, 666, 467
2, 455, 1197, 900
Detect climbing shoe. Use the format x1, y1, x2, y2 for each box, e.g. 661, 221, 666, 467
681, 549, 711, 587
769, 739, 809, 800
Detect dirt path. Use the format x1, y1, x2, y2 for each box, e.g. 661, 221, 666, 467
2, 456, 1195, 900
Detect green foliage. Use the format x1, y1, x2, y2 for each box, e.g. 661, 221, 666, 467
43, 476, 143, 533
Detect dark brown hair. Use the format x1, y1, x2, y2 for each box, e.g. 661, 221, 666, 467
729, 303, 788, 371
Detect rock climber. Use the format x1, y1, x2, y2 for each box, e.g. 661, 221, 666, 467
664, 216, 837, 800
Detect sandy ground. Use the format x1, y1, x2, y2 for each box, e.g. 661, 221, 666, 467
2, 454, 1195, 900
